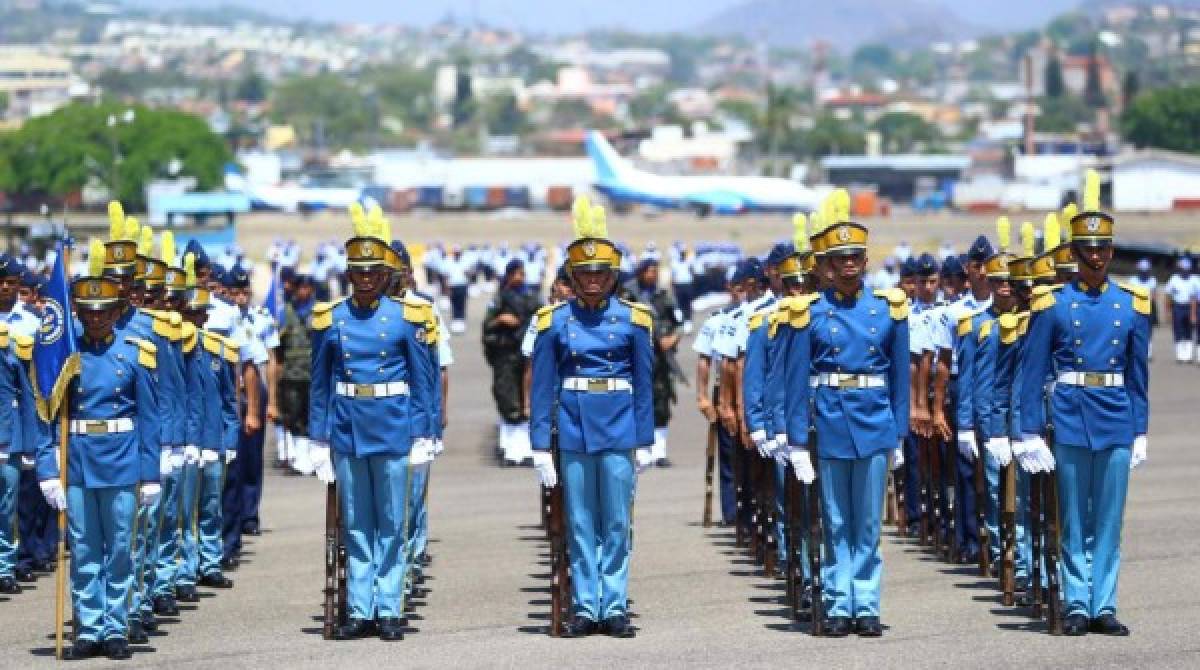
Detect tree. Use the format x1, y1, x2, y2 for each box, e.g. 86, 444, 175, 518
0, 102, 230, 208
270, 74, 374, 149
452, 65, 474, 129
0, 91, 7, 117
234, 70, 268, 104
480, 92, 526, 136
1122, 85, 1200, 153
1036, 95, 1092, 132
1044, 54, 1065, 98
871, 112, 940, 153
792, 114, 865, 157
364, 64, 436, 131
852, 44, 895, 73
1084, 44, 1107, 109
1122, 71, 1141, 109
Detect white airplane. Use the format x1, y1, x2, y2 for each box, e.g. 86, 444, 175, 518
224, 165, 363, 213
586, 130, 821, 215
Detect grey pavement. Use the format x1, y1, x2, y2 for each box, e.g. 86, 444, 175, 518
2, 305, 1198, 669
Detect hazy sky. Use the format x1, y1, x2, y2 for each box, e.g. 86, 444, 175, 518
145, 0, 1085, 33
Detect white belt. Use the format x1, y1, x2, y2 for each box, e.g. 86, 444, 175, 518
809, 373, 887, 389
335, 381, 410, 398
562, 377, 633, 393
69, 418, 134, 435
1056, 372, 1124, 387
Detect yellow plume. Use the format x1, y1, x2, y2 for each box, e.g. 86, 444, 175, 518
107, 201, 125, 241
1021, 221, 1035, 257
1083, 169, 1100, 211
349, 202, 368, 238
161, 231, 175, 265
1043, 212, 1061, 250
832, 188, 850, 223
365, 203, 384, 241
138, 225, 153, 256
792, 213, 809, 251
590, 204, 607, 239
88, 239, 105, 277
124, 216, 140, 243
1060, 203, 1077, 241
996, 216, 1011, 251
183, 252, 196, 287
571, 195, 593, 239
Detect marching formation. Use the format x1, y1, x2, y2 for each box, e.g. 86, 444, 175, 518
689, 170, 1149, 637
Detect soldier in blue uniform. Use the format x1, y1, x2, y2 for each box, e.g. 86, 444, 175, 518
530, 199, 654, 638
36, 241, 161, 660
1016, 173, 1150, 636
308, 205, 437, 641
781, 197, 910, 637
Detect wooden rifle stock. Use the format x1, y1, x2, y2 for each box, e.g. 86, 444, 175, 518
1043, 406, 1064, 634
1030, 472, 1044, 618
974, 430, 989, 576
918, 437, 931, 546
1000, 461, 1017, 607
806, 431, 824, 636
322, 482, 341, 639
548, 436, 569, 637
703, 386, 719, 528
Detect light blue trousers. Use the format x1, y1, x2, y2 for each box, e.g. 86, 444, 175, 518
561, 449, 635, 621
67, 485, 136, 642
818, 451, 887, 618
405, 461, 430, 576
0, 459, 18, 577
334, 452, 411, 619
178, 462, 224, 585
152, 466, 183, 597
132, 489, 162, 614
1056, 444, 1130, 618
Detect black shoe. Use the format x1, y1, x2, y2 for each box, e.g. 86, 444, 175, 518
0, 576, 21, 594
140, 609, 158, 631
1015, 590, 1036, 607
960, 549, 980, 565
128, 619, 148, 645
855, 616, 883, 637
378, 617, 405, 641
242, 521, 261, 536
152, 594, 179, 616
1089, 613, 1130, 636
602, 614, 635, 638
1063, 613, 1089, 636
420, 553, 432, 567
14, 566, 35, 582
905, 524, 921, 539
102, 638, 131, 660
561, 615, 596, 638
655, 458, 673, 468
334, 618, 374, 640
219, 557, 240, 571
32, 558, 54, 572
824, 616, 851, 637
176, 584, 200, 602
198, 572, 234, 589
1014, 577, 1029, 593
63, 639, 100, 661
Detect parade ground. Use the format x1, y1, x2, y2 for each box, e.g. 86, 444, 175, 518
2, 211, 1199, 669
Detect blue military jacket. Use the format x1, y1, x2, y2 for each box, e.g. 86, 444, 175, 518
742, 298, 777, 436
183, 326, 240, 454
783, 288, 910, 459
3, 306, 43, 456
953, 307, 990, 431
309, 295, 437, 457
36, 334, 160, 488
117, 307, 185, 448
530, 297, 654, 453
975, 311, 1028, 442
1017, 280, 1150, 450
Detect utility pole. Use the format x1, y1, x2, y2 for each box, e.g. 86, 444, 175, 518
1023, 54, 1035, 156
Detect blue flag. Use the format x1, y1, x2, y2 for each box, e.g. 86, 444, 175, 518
32, 241, 80, 421
263, 264, 283, 328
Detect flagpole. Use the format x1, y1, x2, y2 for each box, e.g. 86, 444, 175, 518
55, 408, 68, 660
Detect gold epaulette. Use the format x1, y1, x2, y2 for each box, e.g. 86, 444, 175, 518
202, 331, 222, 357
206, 331, 240, 364
1118, 282, 1152, 316
875, 288, 909, 320
957, 310, 978, 338
999, 312, 1020, 345
126, 337, 157, 369
147, 309, 183, 341
619, 298, 653, 331
780, 293, 818, 331
978, 319, 993, 343
181, 322, 198, 353
535, 301, 565, 332
749, 311, 766, 331
401, 293, 433, 326
1017, 311, 1031, 337
0, 323, 9, 350
1030, 284, 1060, 313
767, 310, 784, 338
13, 334, 32, 361
310, 299, 344, 331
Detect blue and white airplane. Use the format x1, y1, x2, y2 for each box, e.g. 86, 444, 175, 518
586, 130, 821, 215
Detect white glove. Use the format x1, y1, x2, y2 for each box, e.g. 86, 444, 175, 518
310, 442, 334, 484
1130, 435, 1147, 470
635, 447, 654, 473
225, 449, 237, 464
39, 479, 66, 511
986, 437, 1012, 467
789, 448, 816, 484
139, 482, 162, 507
19, 454, 35, 470
183, 445, 201, 466
750, 430, 771, 459
1011, 437, 1038, 473
169, 446, 186, 469
773, 435, 789, 465
957, 430, 978, 462
200, 449, 220, 465
0, 445, 8, 464
532, 451, 557, 488
892, 441, 905, 470
159, 448, 173, 476
433, 439, 445, 456
1024, 435, 1055, 473
409, 439, 433, 467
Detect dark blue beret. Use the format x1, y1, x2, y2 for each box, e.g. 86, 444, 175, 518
940, 255, 966, 278
766, 242, 795, 268
915, 253, 939, 276
966, 235, 993, 262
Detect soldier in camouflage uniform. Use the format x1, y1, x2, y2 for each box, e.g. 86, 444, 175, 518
622, 258, 684, 467
278, 274, 316, 474
483, 259, 541, 466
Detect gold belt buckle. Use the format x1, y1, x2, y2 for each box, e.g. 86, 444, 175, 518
587, 378, 609, 393
1083, 372, 1105, 387
86, 421, 107, 435
838, 375, 858, 390
354, 383, 376, 398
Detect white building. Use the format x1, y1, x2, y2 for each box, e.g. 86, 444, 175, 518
1112, 149, 1200, 212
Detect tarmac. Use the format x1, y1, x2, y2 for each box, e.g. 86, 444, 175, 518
2, 212, 1199, 668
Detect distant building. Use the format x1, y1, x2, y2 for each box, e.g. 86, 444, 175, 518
822, 154, 970, 203
0, 51, 74, 122
1113, 149, 1200, 212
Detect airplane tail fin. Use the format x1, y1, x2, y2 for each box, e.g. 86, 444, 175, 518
585, 130, 632, 183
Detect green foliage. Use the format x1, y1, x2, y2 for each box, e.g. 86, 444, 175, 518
791, 114, 865, 157
0, 91, 8, 116
1036, 95, 1092, 132
234, 70, 269, 104
481, 92, 527, 136
269, 74, 374, 149
1122, 86, 1200, 153
628, 84, 686, 125
362, 64, 436, 130
871, 112, 940, 153
1045, 55, 1065, 98
852, 44, 895, 72
0, 102, 230, 208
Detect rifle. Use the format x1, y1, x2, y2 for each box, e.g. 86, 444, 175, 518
702, 387, 718, 528
943, 404, 959, 562
806, 451, 824, 636
928, 434, 945, 555
974, 429, 990, 576
1029, 470, 1044, 618
783, 466, 798, 617
893, 454, 908, 532
547, 433, 570, 637
322, 482, 343, 639
731, 429, 747, 548
1000, 461, 1017, 607
1042, 399, 1064, 635
917, 436, 931, 546
760, 451, 778, 578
